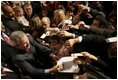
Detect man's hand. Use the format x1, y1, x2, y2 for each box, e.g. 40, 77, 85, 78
53, 28, 60, 33
52, 55, 60, 61
57, 64, 64, 72
46, 28, 60, 33
49, 64, 64, 73
49, 65, 59, 73
65, 38, 79, 48
69, 25, 79, 30
73, 52, 97, 65
73, 58, 86, 65
60, 31, 73, 37
81, 52, 97, 61
78, 21, 90, 29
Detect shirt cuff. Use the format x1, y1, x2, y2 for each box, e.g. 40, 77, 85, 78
71, 33, 76, 38
87, 7, 90, 12
45, 69, 50, 73
77, 36, 83, 43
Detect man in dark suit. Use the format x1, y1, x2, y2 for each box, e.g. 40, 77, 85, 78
1, 22, 20, 78
1, 3, 22, 32
67, 21, 116, 38
60, 31, 117, 78
23, 3, 37, 22
10, 31, 61, 79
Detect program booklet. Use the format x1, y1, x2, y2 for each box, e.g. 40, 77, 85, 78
57, 56, 79, 73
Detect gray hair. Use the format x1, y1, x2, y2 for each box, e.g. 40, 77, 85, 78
41, 17, 50, 24
10, 31, 26, 46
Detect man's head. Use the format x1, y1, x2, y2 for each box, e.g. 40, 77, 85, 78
41, 17, 50, 28
91, 14, 107, 28
10, 31, 30, 50
91, 19, 100, 28
1, 4, 14, 18
13, 6, 24, 17
30, 16, 42, 31
23, 3, 33, 16
10, 1, 22, 8
41, 10, 47, 17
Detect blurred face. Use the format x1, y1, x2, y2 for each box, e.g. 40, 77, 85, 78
42, 11, 47, 17
6, 6, 14, 18
16, 9, 24, 17
24, 6, 32, 16
16, 35, 30, 50
69, 5, 75, 11
11, 1, 21, 8
91, 19, 100, 28
50, 40, 61, 51
42, 19, 50, 28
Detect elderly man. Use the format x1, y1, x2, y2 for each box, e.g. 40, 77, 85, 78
10, 31, 62, 79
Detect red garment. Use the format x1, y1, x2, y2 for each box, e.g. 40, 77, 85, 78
2, 33, 13, 46
62, 25, 70, 30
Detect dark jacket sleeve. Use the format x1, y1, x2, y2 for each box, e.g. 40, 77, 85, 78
91, 57, 108, 70
15, 55, 46, 78
27, 34, 56, 68
2, 15, 22, 32
78, 27, 116, 37
88, 27, 116, 37
81, 34, 106, 44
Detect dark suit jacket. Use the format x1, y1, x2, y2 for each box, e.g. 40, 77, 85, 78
1, 40, 15, 63
74, 34, 117, 78
73, 34, 108, 57
1, 39, 21, 78
1, 15, 22, 32
24, 13, 37, 22
14, 34, 55, 79
68, 26, 116, 38
79, 27, 116, 37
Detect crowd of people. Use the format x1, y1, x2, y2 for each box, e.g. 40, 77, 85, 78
1, 1, 117, 79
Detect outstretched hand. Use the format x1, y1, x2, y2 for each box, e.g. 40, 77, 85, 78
73, 52, 97, 65
65, 38, 80, 48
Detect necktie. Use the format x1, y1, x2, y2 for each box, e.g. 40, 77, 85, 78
2, 33, 13, 46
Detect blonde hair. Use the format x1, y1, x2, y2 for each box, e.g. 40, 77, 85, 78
30, 16, 42, 29
57, 9, 65, 22
53, 9, 65, 26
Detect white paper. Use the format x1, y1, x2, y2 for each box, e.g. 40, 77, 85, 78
71, 53, 83, 57
3, 67, 13, 72
105, 37, 117, 43
57, 56, 79, 73
40, 33, 46, 39
1, 67, 13, 76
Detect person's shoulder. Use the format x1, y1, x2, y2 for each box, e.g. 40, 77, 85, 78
26, 33, 35, 44
15, 54, 26, 61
